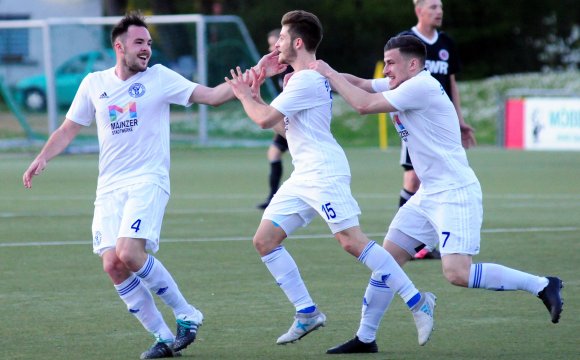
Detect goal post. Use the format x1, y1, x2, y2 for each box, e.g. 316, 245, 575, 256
0, 14, 275, 145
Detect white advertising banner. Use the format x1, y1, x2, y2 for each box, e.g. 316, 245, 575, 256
524, 97, 580, 150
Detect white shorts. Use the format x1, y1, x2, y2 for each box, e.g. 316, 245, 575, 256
263, 175, 361, 235
92, 183, 169, 256
386, 182, 483, 256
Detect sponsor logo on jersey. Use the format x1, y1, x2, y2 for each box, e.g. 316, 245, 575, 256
128, 83, 146, 98
108, 102, 139, 135
392, 114, 409, 142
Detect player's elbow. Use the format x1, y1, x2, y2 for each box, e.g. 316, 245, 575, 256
353, 103, 375, 115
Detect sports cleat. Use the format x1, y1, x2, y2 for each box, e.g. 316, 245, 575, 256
412, 292, 436, 346
173, 308, 203, 352
412, 248, 441, 260
326, 336, 378, 354
140, 342, 181, 359
276, 310, 326, 344
537, 276, 564, 324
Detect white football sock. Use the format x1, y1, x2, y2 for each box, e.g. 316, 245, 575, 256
115, 274, 174, 341
136, 254, 196, 318
262, 246, 315, 312
356, 273, 395, 343
358, 241, 420, 307
469, 263, 549, 294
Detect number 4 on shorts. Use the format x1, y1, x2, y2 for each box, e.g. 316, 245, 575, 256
131, 219, 141, 233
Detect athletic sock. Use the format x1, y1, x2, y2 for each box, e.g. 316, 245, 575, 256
356, 273, 395, 343
469, 263, 549, 294
262, 246, 315, 312
358, 241, 420, 307
399, 188, 415, 207
269, 160, 283, 196
136, 254, 196, 318
115, 274, 174, 341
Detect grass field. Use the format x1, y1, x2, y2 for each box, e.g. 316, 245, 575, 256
1, 147, 579, 360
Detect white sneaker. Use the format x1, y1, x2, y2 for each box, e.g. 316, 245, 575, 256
276, 310, 326, 344
412, 292, 436, 346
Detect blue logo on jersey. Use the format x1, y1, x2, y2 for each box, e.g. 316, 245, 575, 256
128, 83, 146, 98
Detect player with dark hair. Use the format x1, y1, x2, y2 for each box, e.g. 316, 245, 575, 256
227, 11, 435, 348
399, 0, 476, 260
23, 10, 283, 359
310, 34, 563, 354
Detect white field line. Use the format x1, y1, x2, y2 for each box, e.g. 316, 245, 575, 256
0, 226, 577, 248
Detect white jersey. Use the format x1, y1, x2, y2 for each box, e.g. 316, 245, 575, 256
270, 70, 350, 180
379, 70, 478, 193
66, 65, 197, 195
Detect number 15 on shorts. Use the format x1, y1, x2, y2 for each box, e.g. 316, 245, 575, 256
322, 202, 336, 220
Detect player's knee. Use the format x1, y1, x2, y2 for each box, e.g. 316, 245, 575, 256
337, 238, 357, 255
253, 235, 274, 256
102, 255, 126, 279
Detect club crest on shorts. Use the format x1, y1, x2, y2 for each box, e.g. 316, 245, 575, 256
93, 231, 102, 247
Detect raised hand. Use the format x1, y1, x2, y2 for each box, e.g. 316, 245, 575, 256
308, 59, 336, 78
225, 66, 254, 100
256, 51, 288, 78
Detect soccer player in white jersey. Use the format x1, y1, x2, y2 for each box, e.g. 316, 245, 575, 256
22, 11, 283, 359
309, 35, 564, 354
225, 10, 435, 349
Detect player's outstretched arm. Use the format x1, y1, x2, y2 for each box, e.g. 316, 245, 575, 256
309, 60, 395, 115
189, 52, 286, 107
340, 73, 375, 92
189, 81, 236, 107
23, 119, 82, 189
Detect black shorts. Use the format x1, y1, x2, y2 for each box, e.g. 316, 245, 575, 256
400, 141, 414, 171
272, 134, 288, 152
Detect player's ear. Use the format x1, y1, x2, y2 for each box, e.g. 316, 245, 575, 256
410, 57, 420, 72
294, 37, 303, 50
114, 40, 123, 53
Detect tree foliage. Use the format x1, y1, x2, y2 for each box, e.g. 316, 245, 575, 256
105, 0, 580, 80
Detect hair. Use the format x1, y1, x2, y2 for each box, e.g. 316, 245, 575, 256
281, 10, 323, 53
384, 35, 426, 65
267, 28, 281, 39
413, 0, 425, 6
110, 10, 148, 46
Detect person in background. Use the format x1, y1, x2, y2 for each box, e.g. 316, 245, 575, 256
257, 28, 292, 210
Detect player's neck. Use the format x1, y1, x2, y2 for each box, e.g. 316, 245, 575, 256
415, 23, 437, 40
115, 64, 139, 81
290, 52, 316, 72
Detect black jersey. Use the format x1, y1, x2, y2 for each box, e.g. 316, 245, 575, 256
398, 28, 461, 100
